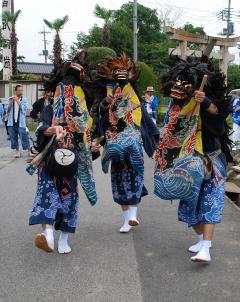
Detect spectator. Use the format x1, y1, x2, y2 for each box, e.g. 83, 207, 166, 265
0, 100, 3, 126
7, 84, 30, 158
30, 91, 53, 121
2, 99, 10, 140
142, 86, 158, 124
232, 91, 240, 149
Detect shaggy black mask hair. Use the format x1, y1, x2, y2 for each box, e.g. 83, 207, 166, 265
44, 50, 89, 93
161, 56, 227, 105
161, 56, 234, 162
43, 50, 99, 113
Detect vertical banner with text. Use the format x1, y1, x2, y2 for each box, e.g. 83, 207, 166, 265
2, 0, 12, 80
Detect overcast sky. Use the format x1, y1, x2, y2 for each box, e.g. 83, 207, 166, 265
2, 0, 240, 63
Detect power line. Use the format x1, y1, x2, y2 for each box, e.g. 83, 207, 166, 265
140, 0, 218, 13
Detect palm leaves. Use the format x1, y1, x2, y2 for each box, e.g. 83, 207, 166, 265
17, 55, 25, 62
1, 9, 22, 76
43, 15, 69, 65
94, 5, 113, 47
43, 15, 69, 33
2, 9, 22, 25
94, 5, 112, 24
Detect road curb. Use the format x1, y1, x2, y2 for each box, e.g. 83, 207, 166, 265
225, 194, 240, 212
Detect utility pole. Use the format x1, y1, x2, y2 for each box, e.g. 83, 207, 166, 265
133, 0, 138, 62
11, 0, 14, 13
227, 0, 231, 37
216, 0, 236, 81
39, 27, 50, 63
217, 0, 235, 37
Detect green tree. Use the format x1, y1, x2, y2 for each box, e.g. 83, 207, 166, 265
181, 23, 206, 35
109, 22, 132, 56
69, 0, 190, 79
43, 15, 69, 65
113, 2, 163, 44
2, 9, 22, 75
69, 2, 169, 70
94, 5, 113, 47
180, 23, 206, 51
228, 64, 240, 91
139, 40, 178, 74
69, 25, 102, 58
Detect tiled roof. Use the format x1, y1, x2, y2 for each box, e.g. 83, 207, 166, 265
17, 62, 54, 75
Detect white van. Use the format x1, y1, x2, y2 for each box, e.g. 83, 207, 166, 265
229, 89, 240, 98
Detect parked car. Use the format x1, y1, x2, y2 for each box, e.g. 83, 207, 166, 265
229, 89, 240, 98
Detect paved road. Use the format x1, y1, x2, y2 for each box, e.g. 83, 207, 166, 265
0, 126, 13, 169
0, 150, 240, 302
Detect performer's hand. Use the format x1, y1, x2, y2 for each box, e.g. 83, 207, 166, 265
55, 126, 65, 140
91, 142, 101, 153
195, 91, 206, 103
105, 95, 114, 104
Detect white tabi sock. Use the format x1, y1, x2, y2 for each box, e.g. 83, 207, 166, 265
120, 210, 132, 233
191, 240, 212, 263
44, 227, 54, 250
58, 232, 72, 254
188, 234, 203, 253
202, 240, 212, 249
128, 206, 139, 226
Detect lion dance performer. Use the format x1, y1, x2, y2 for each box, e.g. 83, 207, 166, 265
154, 57, 232, 262
97, 54, 151, 233
28, 51, 98, 253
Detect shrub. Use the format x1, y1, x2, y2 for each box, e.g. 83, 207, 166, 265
135, 61, 158, 97
87, 47, 117, 65
11, 73, 34, 80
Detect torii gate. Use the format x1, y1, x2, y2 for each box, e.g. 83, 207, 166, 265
164, 26, 240, 79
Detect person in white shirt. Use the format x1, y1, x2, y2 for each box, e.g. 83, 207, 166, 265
142, 86, 158, 124
7, 85, 30, 157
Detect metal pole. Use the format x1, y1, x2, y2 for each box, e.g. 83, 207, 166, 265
11, 0, 14, 13
39, 27, 50, 63
43, 28, 48, 63
133, 0, 138, 62
227, 0, 231, 37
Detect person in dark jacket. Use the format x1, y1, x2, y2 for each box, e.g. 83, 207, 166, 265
2, 100, 10, 139
30, 91, 53, 121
